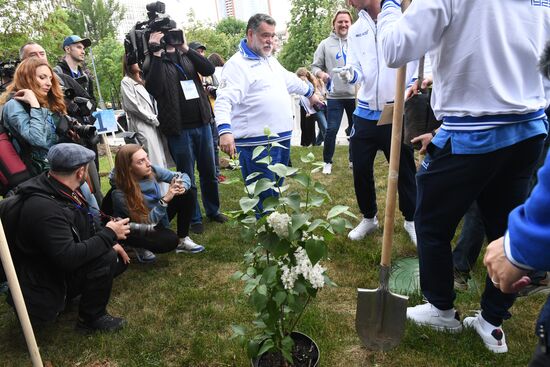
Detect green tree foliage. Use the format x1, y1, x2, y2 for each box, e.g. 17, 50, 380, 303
36, 8, 73, 62
0, 0, 69, 58
215, 17, 247, 38
90, 35, 124, 107
278, 0, 347, 72
185, 13, 245, 61
66, 0, 125, 43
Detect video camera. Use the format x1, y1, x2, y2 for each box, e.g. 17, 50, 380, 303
63, 87, 97, 126
124, 1, 184, 72
0, 59, 20, 92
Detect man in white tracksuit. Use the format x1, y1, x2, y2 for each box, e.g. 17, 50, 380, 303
341, 0, 418, 245
215, 13, 319, 207
378, 0, 550, 353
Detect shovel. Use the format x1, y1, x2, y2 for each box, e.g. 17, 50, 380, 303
356, 0, 411, 350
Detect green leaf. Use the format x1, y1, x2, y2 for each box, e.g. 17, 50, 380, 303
293, 279, 308, 294
327, 205, 350, 219
246, 171, 262, 181
256, 155, 272, 165
257, 284, 268, 296
257, 339, 275, 356
254, 178, 275, 196
293, 172, 310, 188
281, 336, 295, 363
239, 197, 260, 213
252, 145, 266, 160
268, 163, 298, 178
330, 217, 346, 234
305, 239, 327, 265
300, 151, 315, 163
262, 196, 280, 211
230, 271, 243, 281
247, 339, 260, 359
231, 324, 246, 337
262, 265, 278, 286
273, 291, 286, 307
291, 213, 310, 233
251, 290, 268, 311
307, 194, 325, 207
281, 193, 301, 212
270, 141, 289, 150
258, 232, 291, 257
314, 181, 331, 199
307, 219, 327, 232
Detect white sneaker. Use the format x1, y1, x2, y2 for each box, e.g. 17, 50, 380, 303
322, 163, 332, 175
404, 220, 417, 246
463, 312, 508, 353
348, 217, 379, 241
407, 303, 462, 333
176, 236, 205, 254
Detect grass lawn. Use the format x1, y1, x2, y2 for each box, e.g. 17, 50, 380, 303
0, 145, 546, 366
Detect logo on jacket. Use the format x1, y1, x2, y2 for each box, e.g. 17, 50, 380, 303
336, 49, 347, 65
531, 0, 550, 8
356, 30, 369, 37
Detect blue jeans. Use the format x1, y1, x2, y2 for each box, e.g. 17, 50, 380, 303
314, 110, 328, 146
237, 139, 291, 212
323, 98, 355, 163
167, 124, 220, 224
415, 135, 544, 325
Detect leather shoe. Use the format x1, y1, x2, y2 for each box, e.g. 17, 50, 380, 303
208, 213, 228, 223
190, 222, 204, 234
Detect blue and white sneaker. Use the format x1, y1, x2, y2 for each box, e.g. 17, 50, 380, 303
133, 248, 156, 263
176, 237, 205, 254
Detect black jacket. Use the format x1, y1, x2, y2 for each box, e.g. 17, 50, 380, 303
145, 48, 214, 136
11, 173, 117, 321
55, 59, 96, 102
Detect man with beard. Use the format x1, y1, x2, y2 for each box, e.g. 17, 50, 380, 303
215, 13, 320, 207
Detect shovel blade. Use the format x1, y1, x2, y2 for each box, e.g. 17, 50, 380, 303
356, 287, 408, 351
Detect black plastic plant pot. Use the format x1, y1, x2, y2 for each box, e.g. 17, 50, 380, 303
251, 331, 320, 367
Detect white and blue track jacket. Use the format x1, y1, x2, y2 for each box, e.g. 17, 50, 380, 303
214, 39, 313, 147
379, 0, 550, 131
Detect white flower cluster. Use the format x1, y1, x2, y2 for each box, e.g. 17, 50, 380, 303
267, 212, 291, 238
280, 247, 325, 290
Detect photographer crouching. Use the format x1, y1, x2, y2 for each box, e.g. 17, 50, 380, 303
9, 143, 130, 332
110, 144, 205, 255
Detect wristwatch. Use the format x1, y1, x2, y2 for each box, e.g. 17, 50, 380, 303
159, 198, 168, 207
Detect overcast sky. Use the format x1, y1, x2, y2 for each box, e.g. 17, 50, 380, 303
164, 0, 291, 31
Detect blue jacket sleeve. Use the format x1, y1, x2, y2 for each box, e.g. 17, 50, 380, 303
3, 99, 52, 149
505, 151, 550, 270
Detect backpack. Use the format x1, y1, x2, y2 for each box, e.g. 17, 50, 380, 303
0, 191, 51, 282
0, 105, 32, 196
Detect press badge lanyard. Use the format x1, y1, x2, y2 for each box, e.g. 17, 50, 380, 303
172, 61, 199, 100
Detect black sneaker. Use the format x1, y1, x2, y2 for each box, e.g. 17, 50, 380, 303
190, 222, 204, 234
208, 213, 228, 223
76, 313, 126, 333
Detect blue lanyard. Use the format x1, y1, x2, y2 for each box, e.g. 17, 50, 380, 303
173, 62, 188, 79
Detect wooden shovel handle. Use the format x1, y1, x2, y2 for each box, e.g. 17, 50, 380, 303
380, 0, 411, 267
0, 219, 44, 367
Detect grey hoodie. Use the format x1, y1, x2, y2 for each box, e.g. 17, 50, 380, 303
311, 32, 356, 100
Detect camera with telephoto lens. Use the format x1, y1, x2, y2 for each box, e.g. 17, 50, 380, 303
0, 59, 20, 92
56, 114, 99, 146
123, 1, 182, 72
128, 222, 156, 237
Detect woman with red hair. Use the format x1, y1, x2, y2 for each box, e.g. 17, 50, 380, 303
0, 57, 67, 174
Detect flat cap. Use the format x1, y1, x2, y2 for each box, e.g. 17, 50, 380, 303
189, 41, 206, 51
47, 143, 96, 172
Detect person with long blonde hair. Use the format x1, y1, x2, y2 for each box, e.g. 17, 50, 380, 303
296, 67, 327, 146
110, 144, 204, 255
0, 57, 67, 174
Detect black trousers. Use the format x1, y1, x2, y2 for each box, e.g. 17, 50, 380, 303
350, 116, 417, 220
124, 188, 196, 252
415, 135, 544, 324
66, 249, 126, 321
